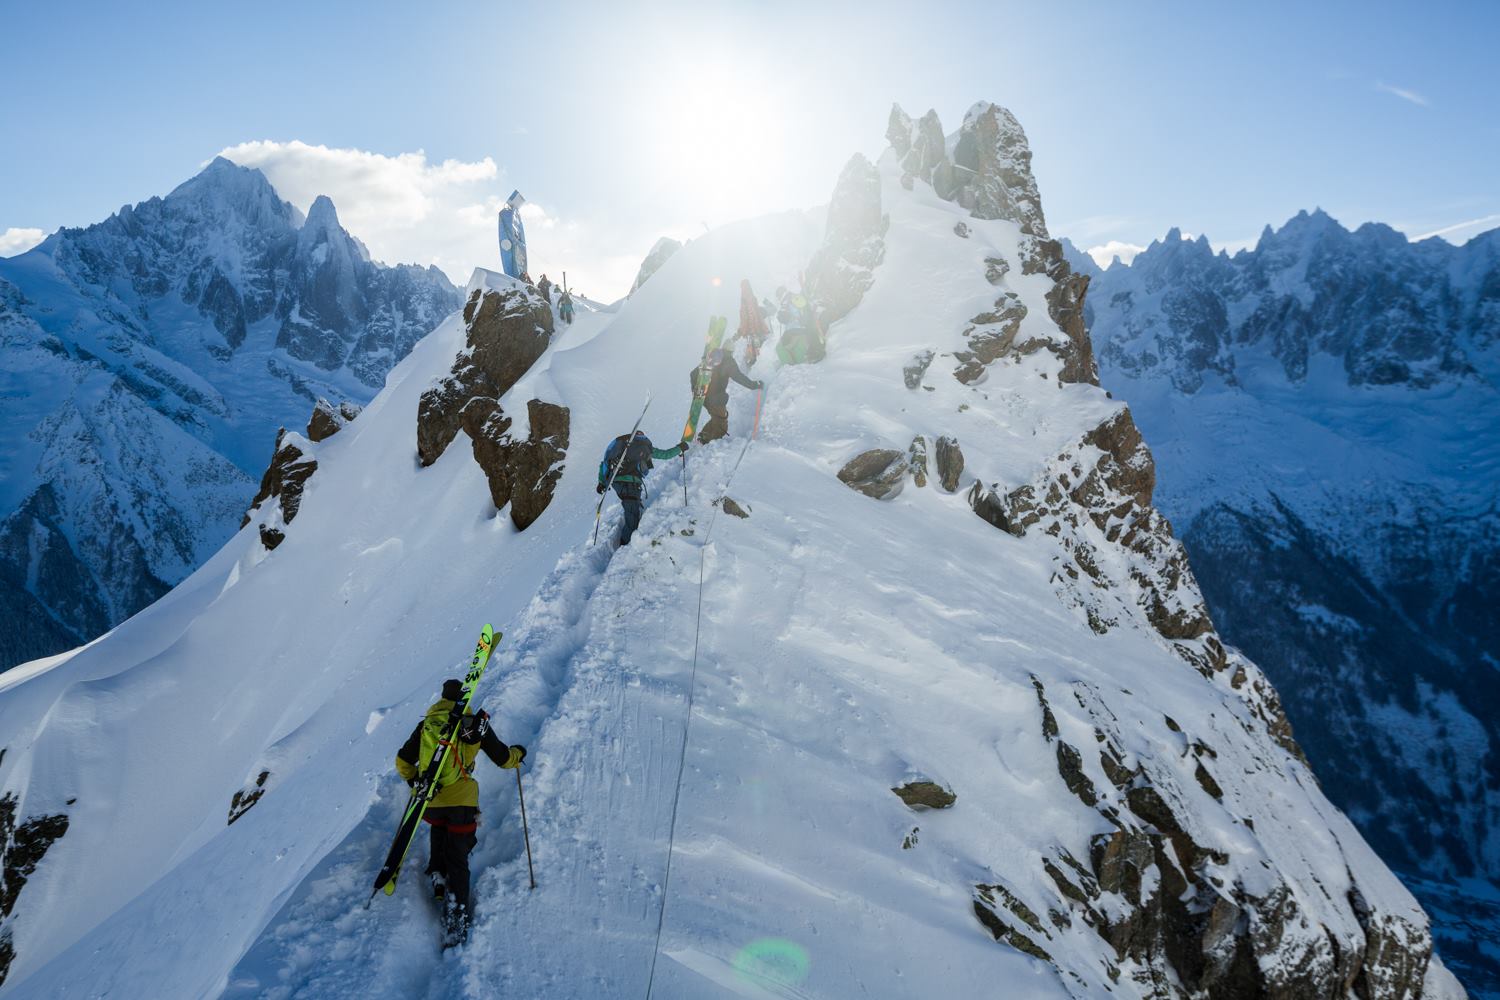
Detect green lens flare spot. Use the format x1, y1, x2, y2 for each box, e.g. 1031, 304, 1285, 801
733, 938, 810, 988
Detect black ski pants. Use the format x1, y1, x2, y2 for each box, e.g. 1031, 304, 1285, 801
612, 483, 644, 545
425, 806, 478, 916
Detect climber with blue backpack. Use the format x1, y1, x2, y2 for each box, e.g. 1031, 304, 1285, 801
596, 431, 688, 546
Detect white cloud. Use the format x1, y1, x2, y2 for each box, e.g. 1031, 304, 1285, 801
1375, 82, 1430, 107
1085, 240, 1147, 268
214, 140, 643, 299
0, 227, 46, 257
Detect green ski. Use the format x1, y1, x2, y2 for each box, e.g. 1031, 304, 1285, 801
680, 315, 729, 443
368, 624, 499, 902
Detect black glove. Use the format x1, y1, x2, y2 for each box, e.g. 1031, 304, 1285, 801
459, 710, 490, 744
596, 481, 607, 494
677, 442, 689, 455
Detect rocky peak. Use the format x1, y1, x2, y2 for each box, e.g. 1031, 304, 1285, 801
164, 157, 299, 230
804, 153, 887, 327
1090, 210, 1497, 388
952, 102, 1048, 238
629, 237, 683, 294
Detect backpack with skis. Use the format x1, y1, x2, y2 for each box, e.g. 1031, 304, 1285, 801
680, 315, 729, 442
369, 624, 499, 902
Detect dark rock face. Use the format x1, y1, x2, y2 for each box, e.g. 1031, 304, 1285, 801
908, 436, 929, 488
951, 103, 1048, 238
903, 350, 935, 389
468, 398, 571, 530
804, 154, 887, 328
630, 237, 683, 294
837, 449, 907, 500
934, 436, 964, 493
0, 791, 70, 987
241, 428, 318, 550
1006, 678, 1435, 999
306, 398, 361, 443
973, 883, 1052, 962
892, 781, 955, 809
966, 408, 1226, 657
953, 292, 1034, 383
414, 285, 565, 530
417, 285, 554, 467
228, 770, 270, 825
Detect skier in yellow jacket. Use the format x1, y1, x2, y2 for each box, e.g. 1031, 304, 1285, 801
395, 679, 526, 943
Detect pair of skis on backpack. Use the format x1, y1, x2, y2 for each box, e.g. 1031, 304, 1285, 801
368, 626, 534, 927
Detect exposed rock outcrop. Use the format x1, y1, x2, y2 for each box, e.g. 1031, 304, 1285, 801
934, 436, 964, 493
951, 103, 1047, 238
242, 429, 318, 551
966, 407, 1214, 645
908, 436, 929, 488
893, 781, 956, 810
837, 449, 907, 500
804, 154, 887, 328
903, 350, 935, 389
0, 792, 69, 987
306, 398, 361, 442
417, 284, 553, 467
630, 237, 683, 294
1004, 676, 1433, 998
467, 398, 571, 530
228, 770, 270, 825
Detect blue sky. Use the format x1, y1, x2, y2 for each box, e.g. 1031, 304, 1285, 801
2, 0, 1496, 295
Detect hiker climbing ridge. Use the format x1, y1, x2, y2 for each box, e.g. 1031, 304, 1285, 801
643, 376, 770, 1000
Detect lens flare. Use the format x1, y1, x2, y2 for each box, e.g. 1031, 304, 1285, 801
733, 938, 811, 988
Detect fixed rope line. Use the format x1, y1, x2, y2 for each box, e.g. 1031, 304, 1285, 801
643, 385, 766, 1000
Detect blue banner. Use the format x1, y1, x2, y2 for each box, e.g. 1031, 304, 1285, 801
498, 190, 528, 279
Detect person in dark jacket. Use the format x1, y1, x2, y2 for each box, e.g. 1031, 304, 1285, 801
597, 431, 687, 546
395, 680, 526, 944
692, 348, 762, 444
537, 273, 553, 303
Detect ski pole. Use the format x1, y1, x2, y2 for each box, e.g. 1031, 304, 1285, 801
682, 450, 688, 506
516, 768, 536, 890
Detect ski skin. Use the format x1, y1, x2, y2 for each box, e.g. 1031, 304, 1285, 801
369, 624, 500, 903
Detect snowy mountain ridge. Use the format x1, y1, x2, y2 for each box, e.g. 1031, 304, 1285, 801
0, 107, 1465, 998
1072, 215, 1499, 995
0, 159, 460, 672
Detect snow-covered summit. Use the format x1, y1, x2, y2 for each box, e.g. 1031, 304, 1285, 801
0, 107, 1463, 998
0, 159, 460, 672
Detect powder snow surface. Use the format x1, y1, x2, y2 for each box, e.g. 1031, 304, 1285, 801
0, 161, 1443, 998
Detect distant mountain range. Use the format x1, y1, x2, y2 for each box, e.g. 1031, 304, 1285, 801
1068, 213, 1500, 995
0, 158, 460, 669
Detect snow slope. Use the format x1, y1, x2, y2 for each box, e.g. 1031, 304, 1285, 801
0, 113, 1461, 999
